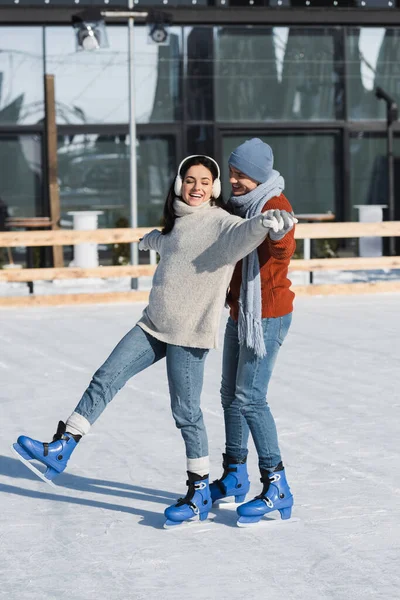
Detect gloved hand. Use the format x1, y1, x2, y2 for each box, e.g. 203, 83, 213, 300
268, 209, 298, 241
138, 234, 149, 251
261, 209, 284, 233
139, 229, 162, 252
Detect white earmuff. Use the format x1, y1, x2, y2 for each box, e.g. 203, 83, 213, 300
174, 155, 221, 199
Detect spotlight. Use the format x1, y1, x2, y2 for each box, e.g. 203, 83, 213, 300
147, 9, 172, 45
149, 23, 169, 44
72, 9, 109, 51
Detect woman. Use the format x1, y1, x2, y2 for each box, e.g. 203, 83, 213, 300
13, 154, 296, 528
209, 139, 296, 526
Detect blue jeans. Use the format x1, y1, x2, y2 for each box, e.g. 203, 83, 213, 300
74, 325, 209, 460
220, 314, 292, 471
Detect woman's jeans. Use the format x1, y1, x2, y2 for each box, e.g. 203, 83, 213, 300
74, 325, 209, 460
220, 314, 292, 472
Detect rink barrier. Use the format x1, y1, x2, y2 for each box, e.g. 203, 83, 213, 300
0, 222, 400, 306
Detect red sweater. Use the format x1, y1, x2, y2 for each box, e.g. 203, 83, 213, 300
227, 193, 295, 321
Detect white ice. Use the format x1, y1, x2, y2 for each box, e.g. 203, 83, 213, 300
0, 295, 399, 600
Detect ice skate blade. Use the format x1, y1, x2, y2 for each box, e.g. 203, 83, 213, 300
11, 444, 57, 488
163, 515, 214, 530
213, 499, 241, 509
237, 515, 300, 528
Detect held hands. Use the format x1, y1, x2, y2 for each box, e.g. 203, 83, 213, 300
262, 209, 298, 241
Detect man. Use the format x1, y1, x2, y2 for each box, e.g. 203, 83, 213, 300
210, 138, 296, 526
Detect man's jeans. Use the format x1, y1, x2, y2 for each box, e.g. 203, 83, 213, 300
220, 314, 292, 471
74, 325, 209, 460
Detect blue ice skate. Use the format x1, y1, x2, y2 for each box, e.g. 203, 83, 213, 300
164, 472, 211, 528
210, 454, 250, 505
12, 421, 81, 486
237, 463, 293, 527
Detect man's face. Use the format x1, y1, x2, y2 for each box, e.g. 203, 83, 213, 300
229, 165, 259, 196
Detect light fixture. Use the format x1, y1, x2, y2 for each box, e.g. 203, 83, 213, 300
70, 6, 171, 285
72, 9, 109, 51
147, 9, 171, 45
149, 23, 169, 44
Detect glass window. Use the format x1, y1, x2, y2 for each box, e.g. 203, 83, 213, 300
185, 27, 213, 121
0, 135, 42, 218
215, 27, 343, 122
349, 133, 400, 220
136, 135, 177, 226
222, 134, 337, 215
187, 125, 214, 157
347, 28, 400, 120
45, 26, 182, 124
58, 133, 176, 229
0, 27, 44, 125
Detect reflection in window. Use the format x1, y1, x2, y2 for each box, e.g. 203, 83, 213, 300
347, 28, 400, 120
349, 133, 400, 220
216, 27, 281, 122
215, 27, 342, 122
136, 135, 176, 226
222, 134, 336, 215
186, 27, 213, 121
0, 135, 42, 218
147, 29, 182, 122
187, 125, 214, 158
58, 133, 175, 229
280, 28, 341, 121
58, 134, 130, 228
0, 27, 44, 125
45, 26, 181, 124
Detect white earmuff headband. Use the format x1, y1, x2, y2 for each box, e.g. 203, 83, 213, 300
174, 155, 222, 199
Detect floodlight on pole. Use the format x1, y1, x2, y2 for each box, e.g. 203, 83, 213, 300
72, 7, 151, 289
72, 9, 109, 51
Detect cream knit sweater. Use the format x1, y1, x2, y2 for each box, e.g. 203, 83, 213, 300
137, 199, 271, 349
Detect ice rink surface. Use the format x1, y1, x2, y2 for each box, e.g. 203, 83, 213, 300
0, 294, 399, 600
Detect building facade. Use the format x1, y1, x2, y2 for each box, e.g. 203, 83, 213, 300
0, 1, 400, 262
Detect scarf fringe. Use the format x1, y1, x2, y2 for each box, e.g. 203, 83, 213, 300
238, 303, 267, 358
231, 173, 284, 359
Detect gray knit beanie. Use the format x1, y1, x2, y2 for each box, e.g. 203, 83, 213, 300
228, 138, 274, 183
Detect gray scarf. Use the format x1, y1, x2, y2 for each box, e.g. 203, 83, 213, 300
228, 170, 284, 357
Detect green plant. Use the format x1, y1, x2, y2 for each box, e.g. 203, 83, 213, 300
293, 238, 338, 260
314, 238, 339, 259
112, 217, 130, 266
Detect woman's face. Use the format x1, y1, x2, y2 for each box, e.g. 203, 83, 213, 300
181, 164, 214, 207
229, 165, 258, 196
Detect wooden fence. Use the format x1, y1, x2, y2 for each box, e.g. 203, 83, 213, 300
1, 222, 400, 307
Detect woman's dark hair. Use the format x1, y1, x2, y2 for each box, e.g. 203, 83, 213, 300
161, 155, 227, 235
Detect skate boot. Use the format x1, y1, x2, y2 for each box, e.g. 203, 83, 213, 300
164, 472, 211, 528
236, 462, 293, 527
210, 454, 250, 505
12, 421, 81, 486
